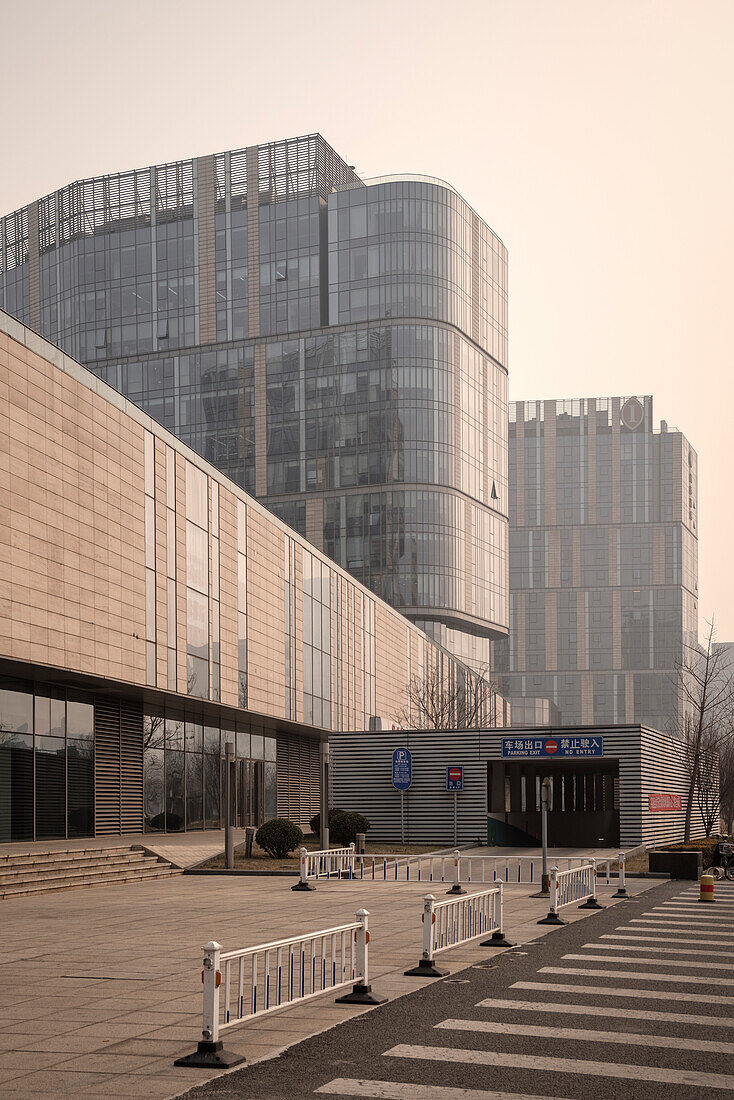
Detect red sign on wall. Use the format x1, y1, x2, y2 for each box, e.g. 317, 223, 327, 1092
648, 792, 682, 812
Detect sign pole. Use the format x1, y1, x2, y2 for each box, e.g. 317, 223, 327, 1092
453, 791, 457, 847
532, 776, 552, 898
401, 790, 405, 844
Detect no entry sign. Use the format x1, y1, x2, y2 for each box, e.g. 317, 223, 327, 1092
446, 766, 464, 792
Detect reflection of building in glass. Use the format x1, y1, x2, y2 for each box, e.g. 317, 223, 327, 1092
0, 310, 501, 843
492, 397, 698, 731
0, 137, 509, 666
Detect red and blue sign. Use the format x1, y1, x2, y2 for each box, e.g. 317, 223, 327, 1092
502, 736, 603, 759
446, 766, 464, 791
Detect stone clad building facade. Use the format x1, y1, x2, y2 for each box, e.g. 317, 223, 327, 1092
0, 134, 510, 674
0, 309, 499, 843
493, 396, 698, 731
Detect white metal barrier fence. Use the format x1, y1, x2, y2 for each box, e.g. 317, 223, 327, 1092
405, 885, 512, 977
175, 908, 385, 1068
292, 845, 356, 890
538, 860, 604, 925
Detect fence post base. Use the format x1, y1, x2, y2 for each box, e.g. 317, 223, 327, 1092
174, 1040, 246, 1069
290, 880, 314, 891
578, 897, 604, 909
445, 884, 466, 896
537, 911, 567, 925
404, 957, 449, 978
480, 929, 513, 947
335, 982, 386, 1005
612, 885, 629, 898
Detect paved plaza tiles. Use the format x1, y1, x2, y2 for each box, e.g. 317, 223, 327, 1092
0, 861, 655, 1098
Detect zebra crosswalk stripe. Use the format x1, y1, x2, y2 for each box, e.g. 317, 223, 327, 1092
434, 1018, 734, 1054
540, 965, 734, 985
561, 952, 734, 970
603, 933, 734, 948
315, 1082, 567, 1099
586, 940, 734, 957
513, 980, 734, 1004
384, 1045, 734, 1089
476, 995, 734, 1027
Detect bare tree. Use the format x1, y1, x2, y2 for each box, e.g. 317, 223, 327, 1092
675, 620, 734, 841
719, 738, 734, 835
695, 732, 722, 838
394, 664, 498, 730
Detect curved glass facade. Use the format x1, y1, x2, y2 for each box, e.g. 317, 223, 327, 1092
0, 135, 510, 656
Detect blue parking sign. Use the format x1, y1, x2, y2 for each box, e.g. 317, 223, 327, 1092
392, 748, 412, 791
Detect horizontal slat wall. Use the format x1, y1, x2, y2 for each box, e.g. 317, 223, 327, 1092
94, 696, 144, 836
276, 733, 320, 829
331, 725, 708, 849
331, 731, 490, 845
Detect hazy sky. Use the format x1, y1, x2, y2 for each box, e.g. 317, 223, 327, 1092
2, 0, 732, 637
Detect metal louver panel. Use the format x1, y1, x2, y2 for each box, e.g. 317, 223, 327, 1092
94, 697, 144, 836
276, 734, 320, 828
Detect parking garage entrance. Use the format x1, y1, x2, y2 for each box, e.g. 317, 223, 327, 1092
487, 756, 620, 848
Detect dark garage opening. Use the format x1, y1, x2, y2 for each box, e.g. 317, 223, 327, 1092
487, 758, 620, 847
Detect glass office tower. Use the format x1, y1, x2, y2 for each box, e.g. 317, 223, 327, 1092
0, 135, 509, 664
492, 396, 698, 731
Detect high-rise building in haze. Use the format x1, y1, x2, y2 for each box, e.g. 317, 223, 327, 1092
493, 396, 698, 731
0, 134, 509, 667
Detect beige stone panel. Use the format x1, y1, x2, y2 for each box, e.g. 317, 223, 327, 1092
587, 398, 597, 523
516, 591, 526, 672
176, 453, 188, 693
612, 589, 622, 668
581, 673, 594, 724
608, 527, 618, 586
653, 525, 666, 585
545, 590, 557, 671
576, 591, 586, 671
515, 404, 525, 526
625, 672, 635, 722
572, 527, 581, 588
305, 497, 325, 552
217, 487, 238, 708
246, 509, 286, 719
543, 401, 556, 525
294, 548, 304, 725
612, 397, 621, 523
374, 603, 409, 724
547, 528, 561, 588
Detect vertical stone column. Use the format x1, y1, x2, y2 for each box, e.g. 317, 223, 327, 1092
587, 399, 597, 523
543, 401, 556, 526
545, 590, 557, 672
306, 497, 325, 552
612, 397, 621, 524
515, 405, 525, 527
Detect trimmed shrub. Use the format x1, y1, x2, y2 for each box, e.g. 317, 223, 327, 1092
309, 808, 344, 836
255, 818, 304, 859
329, 811, 371, 846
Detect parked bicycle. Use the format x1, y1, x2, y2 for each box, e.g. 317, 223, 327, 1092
708, 837, 734, 881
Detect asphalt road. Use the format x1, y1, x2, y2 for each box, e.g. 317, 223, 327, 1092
181, 879, 734, 1100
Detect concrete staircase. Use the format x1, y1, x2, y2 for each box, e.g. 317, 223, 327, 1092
0, 845, 182, 899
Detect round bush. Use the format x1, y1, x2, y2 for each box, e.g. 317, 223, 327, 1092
255, 818, 304, 859
309, 808, 344, 836
329, 811, 371, 846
